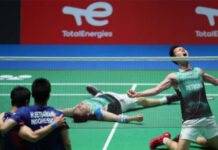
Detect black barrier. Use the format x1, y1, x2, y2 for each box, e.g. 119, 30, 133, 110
0, 0, 20, 44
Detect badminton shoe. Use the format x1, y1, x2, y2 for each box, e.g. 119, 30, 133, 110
149, 132, 171, 149
172, 134, 180, 142
86, 86, 101, 96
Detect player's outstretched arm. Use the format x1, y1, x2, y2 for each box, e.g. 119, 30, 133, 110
0, 112, 17, 133
126, 114, 144, 122
18, 114, 66, 143
127, 73, 175, 98
98, 108, 143, 123
201, 69, 218, 86
59, 108, 74, 117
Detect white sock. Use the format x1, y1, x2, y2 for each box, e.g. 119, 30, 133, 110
160, 97, 167, 104
163, 137, 170, 144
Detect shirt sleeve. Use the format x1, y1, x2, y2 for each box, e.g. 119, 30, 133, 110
10, 107, 26, 125
60, 122, 69, 130
55, 110, 69, 130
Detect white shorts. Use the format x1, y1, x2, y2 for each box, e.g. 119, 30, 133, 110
96, 92, 138, 112
180, 116, 218, 142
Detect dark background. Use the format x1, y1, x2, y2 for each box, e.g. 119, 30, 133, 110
0, 0, 20, 44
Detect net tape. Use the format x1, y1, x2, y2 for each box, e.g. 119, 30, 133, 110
0, 56, 218, 61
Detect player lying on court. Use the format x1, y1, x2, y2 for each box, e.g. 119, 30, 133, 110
61, 86, 179, 123
127, 45, 218, 150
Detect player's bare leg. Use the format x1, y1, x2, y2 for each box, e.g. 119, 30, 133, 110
136, 97, 164, 107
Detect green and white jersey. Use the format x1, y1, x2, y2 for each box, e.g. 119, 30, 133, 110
83, 97, 111, 115
174, 67, 212, 121
83, 94, 121, 117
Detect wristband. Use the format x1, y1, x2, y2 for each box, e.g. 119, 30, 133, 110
50, 121, 57, 129
96, 108, 104, 120
115, 114, 129, 123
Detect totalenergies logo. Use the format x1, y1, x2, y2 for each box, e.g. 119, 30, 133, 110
62, 2, 113, 26
195, 6, 218, 26
195, 6, 218, 38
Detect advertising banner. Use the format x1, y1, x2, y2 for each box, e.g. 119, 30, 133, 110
21, 0, 218, 44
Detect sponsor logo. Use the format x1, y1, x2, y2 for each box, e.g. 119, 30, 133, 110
195, 6, 218, 38
62, 2, 113, 39
62, 2, 113, 26
62, 30, 113, 39
195, 30, 218, 37
0, 75, 32, 80
195, 6, 218, 26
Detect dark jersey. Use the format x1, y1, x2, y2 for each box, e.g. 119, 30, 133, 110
1, 112, 26, 150
0, 133, 1, 148
11, 105, 69, 150
174, 67, 212, 121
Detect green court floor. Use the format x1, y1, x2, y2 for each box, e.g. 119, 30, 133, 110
0, 69, 218, 150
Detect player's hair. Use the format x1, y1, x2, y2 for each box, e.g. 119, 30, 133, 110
72, 114, 89, 123
10, 86, 30, 107
32, 78, 51, 103
169, 45, 181, 65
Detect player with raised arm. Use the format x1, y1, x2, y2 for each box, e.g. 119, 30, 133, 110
128, 45, 218, 150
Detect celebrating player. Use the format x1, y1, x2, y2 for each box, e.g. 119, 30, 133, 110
127, 45, 218, 150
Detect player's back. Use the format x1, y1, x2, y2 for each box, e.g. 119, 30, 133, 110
11, 105, 69, 150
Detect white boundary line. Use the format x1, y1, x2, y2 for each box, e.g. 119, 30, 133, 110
102, 122, 119, 150
131, 84, 137, 91
0, 93, 218, 97
0, 83, 156, 86
102, 84, 137, 150
0, 56, 217, 61
0, 94, 90, 96
0, 82, 214, 86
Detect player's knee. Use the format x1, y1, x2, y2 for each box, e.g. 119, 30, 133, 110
137, 98, 149, 107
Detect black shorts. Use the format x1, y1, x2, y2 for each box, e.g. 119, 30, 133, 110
98, 94, 122, 115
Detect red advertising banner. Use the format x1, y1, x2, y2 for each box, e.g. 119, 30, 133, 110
21, 0, 218, 44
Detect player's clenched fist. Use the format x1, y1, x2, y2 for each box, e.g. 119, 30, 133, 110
127, 89, 137, 98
